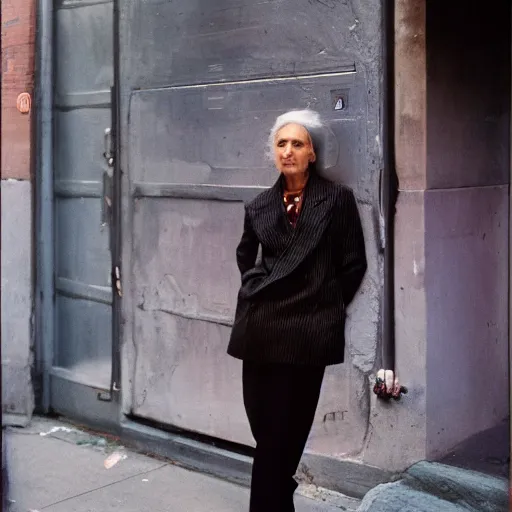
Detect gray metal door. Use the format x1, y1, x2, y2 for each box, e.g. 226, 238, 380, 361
119, 0, 383, 453
51, 0, 117, 423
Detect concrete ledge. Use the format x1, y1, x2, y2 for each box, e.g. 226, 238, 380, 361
120, 419, 253, 487
2, 413, 31, 428
299, 453, 395, 499
119, 418, 394, 499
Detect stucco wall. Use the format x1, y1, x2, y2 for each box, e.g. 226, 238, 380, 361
1, 180, 34, 425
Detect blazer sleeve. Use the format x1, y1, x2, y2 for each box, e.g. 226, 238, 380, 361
337, 188, 368, 305
236, 206, 259, 278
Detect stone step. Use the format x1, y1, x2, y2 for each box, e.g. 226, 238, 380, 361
357, 461, 508, 512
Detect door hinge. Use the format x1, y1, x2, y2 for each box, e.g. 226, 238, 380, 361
114, 265, 122, 297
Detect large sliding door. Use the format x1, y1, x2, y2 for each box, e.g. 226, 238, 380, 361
119, 0, 383, 454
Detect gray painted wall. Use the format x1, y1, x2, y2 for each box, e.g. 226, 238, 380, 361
1, 179, 34, 426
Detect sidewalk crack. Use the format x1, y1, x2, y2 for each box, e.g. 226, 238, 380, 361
39, 463, 168, 510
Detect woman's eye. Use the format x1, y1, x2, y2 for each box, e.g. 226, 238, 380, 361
293, 141, 303, 148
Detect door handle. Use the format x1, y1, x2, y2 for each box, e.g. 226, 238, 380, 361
101, 127, 114, 227
103, 127, 114, 167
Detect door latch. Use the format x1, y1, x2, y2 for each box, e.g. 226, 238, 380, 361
103, 127, 114, 167
113, 265, 122, 297
101, 127, 114, 227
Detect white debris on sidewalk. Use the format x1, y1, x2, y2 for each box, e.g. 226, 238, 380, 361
104, 451, 128, 469
39, 426, 77, 437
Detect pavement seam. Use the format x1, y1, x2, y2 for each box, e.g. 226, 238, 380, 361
38, 463, 169, 510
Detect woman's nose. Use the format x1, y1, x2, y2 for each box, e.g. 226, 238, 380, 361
283, 143, 293, 157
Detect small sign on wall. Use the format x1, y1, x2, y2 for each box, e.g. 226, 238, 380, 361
17, 93, 31, 114
330, 89, 349, 111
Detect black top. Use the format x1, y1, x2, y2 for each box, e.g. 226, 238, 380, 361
227, 172, 367, 367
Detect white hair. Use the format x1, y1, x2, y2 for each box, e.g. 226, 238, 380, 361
267, 109, 329, 170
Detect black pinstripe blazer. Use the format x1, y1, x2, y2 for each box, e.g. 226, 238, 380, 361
227, 172, 367, 366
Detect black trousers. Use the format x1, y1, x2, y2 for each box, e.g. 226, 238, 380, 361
242, 361, 325, 512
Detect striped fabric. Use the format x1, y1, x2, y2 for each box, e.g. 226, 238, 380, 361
228, 172, 367, 366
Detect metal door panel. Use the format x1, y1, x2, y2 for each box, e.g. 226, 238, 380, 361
54, 109, 111, 182
123, 0, 374, 89
133, 199, 243, 326
129, 74, 367, 192
55, 199, 111, 286
52, 0, 115, 410
120, 0, 382, 453
133, 311, 249, 444
55, 4, 113, 97
55, 296, 112, 372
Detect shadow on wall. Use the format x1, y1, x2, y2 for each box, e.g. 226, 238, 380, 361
436, 413, 510, 479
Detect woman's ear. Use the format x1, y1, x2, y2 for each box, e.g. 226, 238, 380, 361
309, 150, 317, 163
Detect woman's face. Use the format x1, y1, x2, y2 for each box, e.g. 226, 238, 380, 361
273, 123, 316, 177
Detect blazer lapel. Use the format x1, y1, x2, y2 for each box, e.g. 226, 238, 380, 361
247, 173, 334, 297
250, 174, 293, 252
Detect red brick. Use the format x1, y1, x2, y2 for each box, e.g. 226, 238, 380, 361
1, 0, 36, 181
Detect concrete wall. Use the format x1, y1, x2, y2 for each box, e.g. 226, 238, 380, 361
425, 187, 509, 458
362, 0, 509, 471
1, 181, 34, 425
361, 0, 429, 471
424, 1, 510, 458
1, 0, 36, 425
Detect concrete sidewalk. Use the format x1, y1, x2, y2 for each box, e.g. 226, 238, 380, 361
5, 417, 361, 512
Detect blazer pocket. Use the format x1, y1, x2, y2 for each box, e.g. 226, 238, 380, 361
241, 265, 267, 286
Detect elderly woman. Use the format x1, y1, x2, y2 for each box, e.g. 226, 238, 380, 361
228, 110, 367, 512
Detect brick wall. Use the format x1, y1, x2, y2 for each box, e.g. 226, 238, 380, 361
1, 0, 36, 180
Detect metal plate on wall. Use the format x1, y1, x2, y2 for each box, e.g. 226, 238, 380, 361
122, 0, 370, 89
129, 73, 367, 193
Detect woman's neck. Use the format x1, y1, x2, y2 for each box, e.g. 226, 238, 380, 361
283, 172, 309, 193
